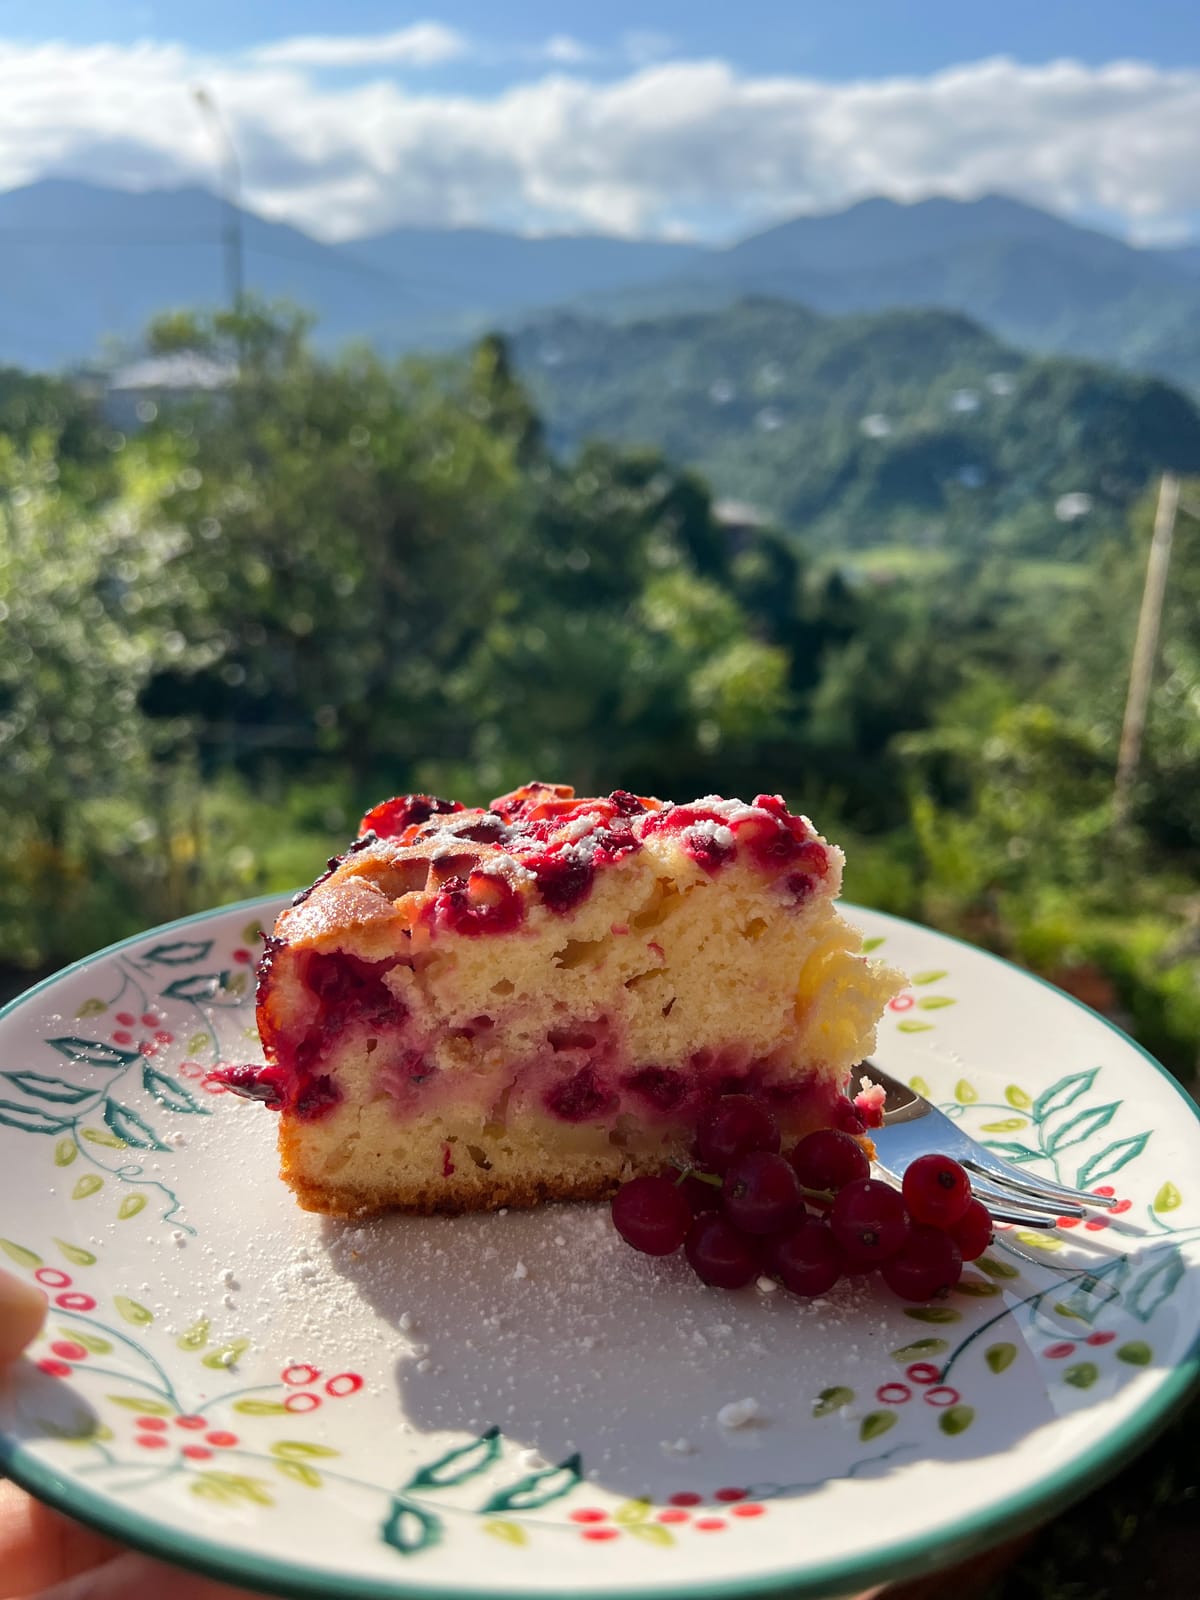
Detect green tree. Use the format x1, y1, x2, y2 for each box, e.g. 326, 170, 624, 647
437, 444, 789, 798
133, 306, 528, 796
0, 435, 211, 963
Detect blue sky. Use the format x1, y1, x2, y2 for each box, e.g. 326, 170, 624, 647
1, 4, 1199, 241
8, 0, 1200, 76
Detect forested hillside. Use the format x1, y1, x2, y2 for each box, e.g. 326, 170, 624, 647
512, 301, 1200, 555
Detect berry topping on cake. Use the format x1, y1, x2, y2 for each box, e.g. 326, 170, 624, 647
360, 794, 464, 840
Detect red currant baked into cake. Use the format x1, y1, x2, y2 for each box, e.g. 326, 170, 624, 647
219, 784, 902, 1216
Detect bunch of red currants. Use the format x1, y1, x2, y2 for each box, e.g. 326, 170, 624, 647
610, 1094, 993, 1302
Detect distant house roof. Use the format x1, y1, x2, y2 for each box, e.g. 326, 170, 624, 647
1054, 491, 1093, 522
108, 353, 238, 393
713, 497, 772, 529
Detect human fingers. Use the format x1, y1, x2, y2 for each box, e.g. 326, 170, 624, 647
13, 1549, 266, 1600
0, 1273, 122, 1597
0, 1270, 46, 1363
0, 1482, 123, 1596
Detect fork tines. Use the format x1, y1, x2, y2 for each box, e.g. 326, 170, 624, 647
862, 1061, 1120, 1231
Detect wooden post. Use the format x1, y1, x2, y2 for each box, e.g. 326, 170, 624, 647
1114, 472, 1180, 825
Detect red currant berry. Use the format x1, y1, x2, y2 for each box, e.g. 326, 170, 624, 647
680, 1171, 723, 1215
830, 1178, 910, 1265
722, 1151, 802, 1234
684, 1215, 759, 1289
902, 1154, 973, 1228
694, 1095, 780, 1173
772, 1217, 844, 1296
949, 1197, 993, 1261
611, 1175, 692, 1255
790, 1129, 870, 1193
881, 1223, 964, 1301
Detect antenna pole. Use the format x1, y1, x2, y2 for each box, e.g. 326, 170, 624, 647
193, 86, 244, 312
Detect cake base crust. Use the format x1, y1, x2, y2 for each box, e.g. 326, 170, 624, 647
282, 1163, 623, 1219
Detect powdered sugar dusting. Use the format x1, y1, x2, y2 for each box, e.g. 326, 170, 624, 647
688, 796, 773, 826
660, 1437, 695, 1456
560, 809, 608, 844
477, 853, 536, 883
684, 819, 735, 849
421, 830, 486, 861
256, 1191, 896, 1495
716, 1397, 765, 1430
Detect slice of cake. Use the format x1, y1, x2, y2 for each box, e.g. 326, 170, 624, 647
220, 784, 902, 1216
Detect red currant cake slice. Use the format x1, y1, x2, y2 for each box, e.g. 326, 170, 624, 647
222, 784, 902, 1216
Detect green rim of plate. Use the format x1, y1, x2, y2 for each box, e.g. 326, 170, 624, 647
1, 894, 1197, 1600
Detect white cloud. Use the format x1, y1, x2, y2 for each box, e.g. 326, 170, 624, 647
622, 31, 674, 66
537, 35, 595, 65
0, 41, 1199, 242
250, 23, 466, 69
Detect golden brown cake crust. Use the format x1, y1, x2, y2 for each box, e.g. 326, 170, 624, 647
281, 1151, 621, 1219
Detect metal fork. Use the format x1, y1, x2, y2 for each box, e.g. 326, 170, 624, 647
862, 1062, 1121, 1229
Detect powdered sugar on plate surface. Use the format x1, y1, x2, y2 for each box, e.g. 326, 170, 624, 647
25, 1074, 905, 1501
167, 1098, 902, 1499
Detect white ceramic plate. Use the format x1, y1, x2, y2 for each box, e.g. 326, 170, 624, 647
1, 896, 1197, 1600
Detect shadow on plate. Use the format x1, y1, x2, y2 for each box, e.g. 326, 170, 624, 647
320, 1200, 1182, 1506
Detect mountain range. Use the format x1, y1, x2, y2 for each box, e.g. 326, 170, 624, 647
0, 178, 701, 371
3, 179, 1200, 390
582, 195, 1200, 394
510, 300, 1200, 554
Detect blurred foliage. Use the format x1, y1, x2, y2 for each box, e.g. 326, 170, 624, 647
1, 303, 1197, 1079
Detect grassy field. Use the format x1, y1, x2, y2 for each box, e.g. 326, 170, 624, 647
824, 545, 1095, 592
